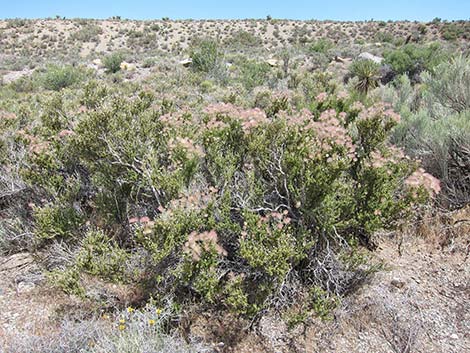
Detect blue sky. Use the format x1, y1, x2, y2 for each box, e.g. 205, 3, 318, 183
1, 0, 469, 21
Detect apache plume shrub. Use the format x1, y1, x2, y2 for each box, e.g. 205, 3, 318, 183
17, 86, 438, 318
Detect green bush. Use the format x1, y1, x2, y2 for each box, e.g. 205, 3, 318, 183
308, 39, 334, 54
34, 203, 82, 241
238, 59, 271, 90
387, 56, 470, 207
12, 74, 437, 323
422, 55, 470, 114
103, 52, 125, 73
189, 39, 220, 73
70, 24, 103, 42
40, 65, 84, 91
440, 23, 463, 41
383, 43, 447, 79
349, 59, 380, 94
226, 30, 262, 48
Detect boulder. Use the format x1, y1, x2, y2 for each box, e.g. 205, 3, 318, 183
179, 58, 193, 67
120, 62, 137, 71
266, 59, 279, 67
358, 52, 383, 64
334, 56, 349, 63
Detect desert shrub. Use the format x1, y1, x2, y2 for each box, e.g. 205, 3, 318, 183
189, 39, 221, 73
422, 55, 470, 114
349, 59, 380, 94
2, 304, 209, 353
74, 229, 129, 281
238, 59, 271, 90
39, 65, 84, 91
383, 43, 447, 80
384, 56, 470, 207
70, 24, 103, 42
226, 30, 262, 48
19, 84, 436, 320
33, 203, 82, 241
103, 52, 125, 73
393, 109, 470, 208
6, 18, 27, 28
440, 23, 463, 41
375, 31, 395, 43
308, 38, 334, 54
9, 76, 35, 93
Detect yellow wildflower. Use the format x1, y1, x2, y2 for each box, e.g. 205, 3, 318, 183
119, 318, 126, 324
118, 324, 126, 331
155, 308, 162, 315
127, 307, 134, 313
149, 319, 156, 325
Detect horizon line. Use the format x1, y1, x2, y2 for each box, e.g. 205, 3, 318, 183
1, 16, 469, 22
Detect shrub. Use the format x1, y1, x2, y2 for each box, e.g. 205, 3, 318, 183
34, 203, 82, 241
189, 39, 220, 73
103, 52, 125, 73
308, 39, 334, 54
226, 30, 262, 48
2, 304, 210, 353
422, 55, 470, 114
39, 65, 84, 91
383, 43, 446, 80
238, 59, 271, 90
349, 59, 380, 94
440, 23, 463, 41
385, 56, 470, 207
20, 86, 435, 321
70, 24, 103, 42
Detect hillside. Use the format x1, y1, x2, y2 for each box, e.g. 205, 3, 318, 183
0, 18, 469, 353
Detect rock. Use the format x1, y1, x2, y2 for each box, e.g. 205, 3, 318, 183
17, 281, 35, 293
334, 56, 349, 63
92, 58, 103, 67
358, 52, 383, 64
0, 253, 34, 272
120, 62, 136, 71
179, 58, 193, 67
266, 59, 279, 67
391, 277, 406, 288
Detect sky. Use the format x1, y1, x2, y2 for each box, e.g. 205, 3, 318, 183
1, 0, 469, 21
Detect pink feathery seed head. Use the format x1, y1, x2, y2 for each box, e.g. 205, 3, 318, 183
337, 90, 349, 100
139, 216, 150, 223
384, 109, 401, 123
316, 92, 328, 103
351, 101, 365, 111
29, 142, 49, 154
77, 105, 88, 113
0, 111, 17, 120
128, 217, 139, 224
58, 129, 75, 137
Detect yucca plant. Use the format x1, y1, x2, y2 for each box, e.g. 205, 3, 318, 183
350, 59, 381, 94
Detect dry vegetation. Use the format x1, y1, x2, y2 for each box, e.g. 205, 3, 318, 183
0, 17, 469, 353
